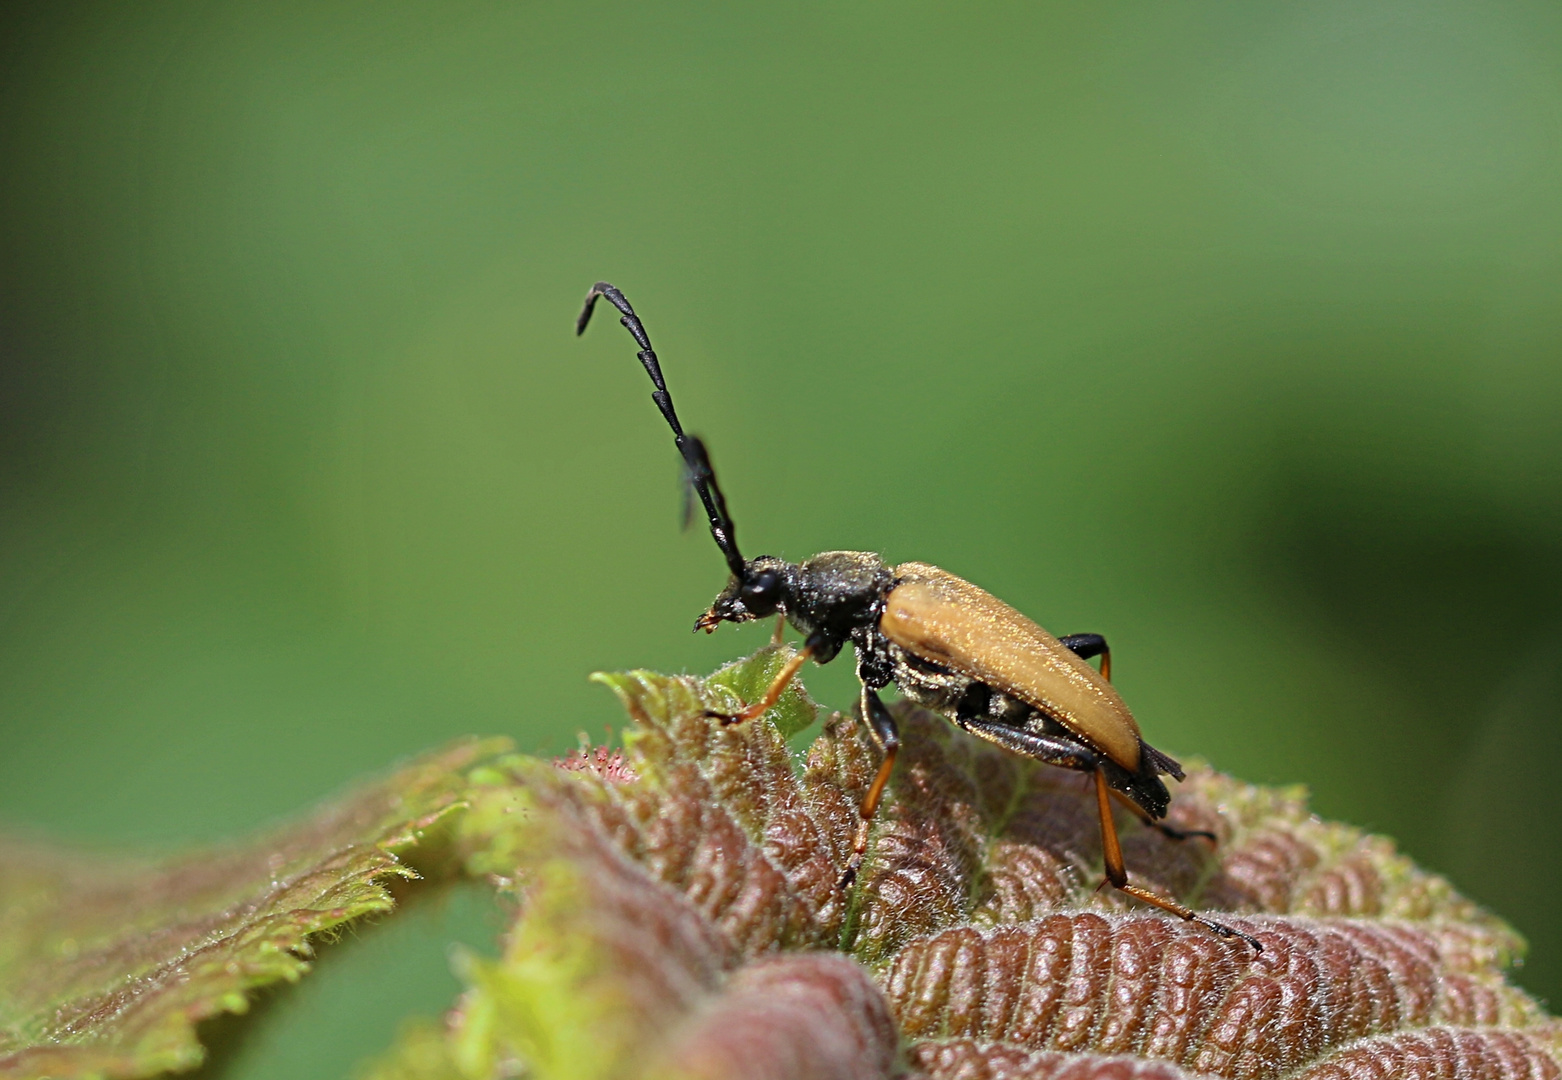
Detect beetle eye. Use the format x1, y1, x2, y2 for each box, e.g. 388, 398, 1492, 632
742, 569, 779, 606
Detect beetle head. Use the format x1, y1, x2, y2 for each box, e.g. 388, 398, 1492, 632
695, 556, 794, 632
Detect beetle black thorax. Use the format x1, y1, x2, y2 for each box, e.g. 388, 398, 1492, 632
784, 551, 894, 658
696, 550, 893, 664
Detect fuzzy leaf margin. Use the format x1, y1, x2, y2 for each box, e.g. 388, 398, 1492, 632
0, 737, 508, 1080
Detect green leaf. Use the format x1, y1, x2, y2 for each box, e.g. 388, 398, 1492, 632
704, 643, 819, 741
590, 642, 818, 744
0, 737, 507, 1080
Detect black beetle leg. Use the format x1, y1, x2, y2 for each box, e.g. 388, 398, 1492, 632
954, 715, 1103, 769
1059, 633, 1111, 682
1108, 787, 1217, 843
838, 684, 900, 889
956, 716, 1260, 952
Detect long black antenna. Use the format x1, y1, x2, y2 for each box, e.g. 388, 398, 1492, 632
577, 282, 745, 577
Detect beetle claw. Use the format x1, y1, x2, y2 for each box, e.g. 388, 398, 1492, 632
1205, 919, 1265, 954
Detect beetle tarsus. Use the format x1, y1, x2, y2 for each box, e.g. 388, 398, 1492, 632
839, 815, 874, 891
1155, 823, 1218, 843
1197, 916, 1265, 953
1107, 787, 1219, 844
1174, 908, 1263, 954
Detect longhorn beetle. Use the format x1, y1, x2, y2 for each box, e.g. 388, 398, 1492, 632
577, 282, 1260, 951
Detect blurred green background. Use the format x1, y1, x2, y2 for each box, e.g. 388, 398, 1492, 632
3, 0, 1561, 1074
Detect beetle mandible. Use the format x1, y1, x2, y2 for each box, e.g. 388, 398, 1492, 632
576, 281, 1260, 951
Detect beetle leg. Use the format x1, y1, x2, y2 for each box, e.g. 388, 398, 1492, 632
955, 716, 1104, 770
771, 615, 786, 646
705, 640, 816, 724
1108, 787, 1216, 843
1059, 633, 1111, 682
839, 685, 900, 889
956, 718, 1257, 950
1093, 768, 1263, 951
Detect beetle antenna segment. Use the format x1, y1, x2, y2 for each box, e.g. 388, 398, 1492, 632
578, 282, 745, 576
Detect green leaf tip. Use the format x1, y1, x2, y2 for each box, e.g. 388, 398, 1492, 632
590, 642, 819, 742
383, 649, 1562, 1080
0, 736, 510, 1080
